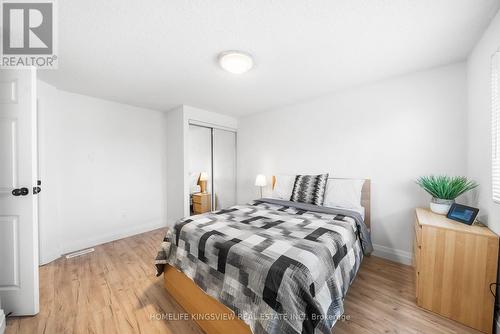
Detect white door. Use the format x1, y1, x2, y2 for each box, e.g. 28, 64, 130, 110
213, 129, 236, 210
188, 124, 213, 195
0, 68, 39, 315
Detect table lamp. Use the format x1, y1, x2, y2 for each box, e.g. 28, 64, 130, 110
199, 172, 209, 193
255, 174, 267, 198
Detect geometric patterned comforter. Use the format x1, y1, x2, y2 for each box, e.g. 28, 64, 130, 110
155, 198, 372, 334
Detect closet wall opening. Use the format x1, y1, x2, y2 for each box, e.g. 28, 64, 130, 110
187, 122, 236, 215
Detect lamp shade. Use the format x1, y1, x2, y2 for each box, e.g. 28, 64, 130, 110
255, 174, 267, 187
199, 172, 209, 181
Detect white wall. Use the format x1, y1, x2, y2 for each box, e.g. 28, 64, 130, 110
37, 81, 63, 264
38, 81, 167, 264
466, 13, 500, 331
183, 105, 238, 130
237, 63, 467, 264
0, 295, 4, 334
165, 106, 185, 225
467, 10, 500, 234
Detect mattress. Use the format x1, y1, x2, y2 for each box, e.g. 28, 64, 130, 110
156, 198, 372, 334
326, 205, 365, 220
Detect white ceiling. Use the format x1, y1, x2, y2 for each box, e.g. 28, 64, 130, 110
39, 0, 500, 117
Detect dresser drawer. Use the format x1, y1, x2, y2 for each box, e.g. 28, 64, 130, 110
193, 194, 210, 204
414, 208, 499, 333
193, 202, 210, 214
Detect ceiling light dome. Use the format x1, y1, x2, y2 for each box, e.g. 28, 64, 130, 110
218, 51, 254, 74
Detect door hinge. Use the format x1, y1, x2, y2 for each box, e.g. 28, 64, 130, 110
33, 180, 41, 194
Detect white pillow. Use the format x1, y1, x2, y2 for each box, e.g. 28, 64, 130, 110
323, 179, 365, 209
271, 175, 296, 200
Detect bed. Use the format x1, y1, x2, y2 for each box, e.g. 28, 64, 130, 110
156, 178, 372, 334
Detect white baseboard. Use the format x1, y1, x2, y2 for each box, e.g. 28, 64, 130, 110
40, 248, 62, 266
372, 244, 412, 265
495, 313, 500, 333
61, 219, 167, 256
0, 308, 5, 334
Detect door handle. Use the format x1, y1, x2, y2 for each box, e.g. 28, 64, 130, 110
12, 187, 29, 196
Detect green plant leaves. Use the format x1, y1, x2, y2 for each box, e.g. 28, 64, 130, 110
416, 176, 478, 200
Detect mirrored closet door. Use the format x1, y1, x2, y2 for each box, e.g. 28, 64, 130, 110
188, 123, 236, 215
213, 128, 236, 210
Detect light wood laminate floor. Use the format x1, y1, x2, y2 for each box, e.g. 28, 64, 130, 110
6, 228, 482, 334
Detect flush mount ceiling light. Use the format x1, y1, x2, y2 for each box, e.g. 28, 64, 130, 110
218, 51, 254, 74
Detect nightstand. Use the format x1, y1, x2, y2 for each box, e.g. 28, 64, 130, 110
192, 193, 211, 214
413, 208, 499, 333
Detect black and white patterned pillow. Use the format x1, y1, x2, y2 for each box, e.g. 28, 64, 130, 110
290, 174, 329, 205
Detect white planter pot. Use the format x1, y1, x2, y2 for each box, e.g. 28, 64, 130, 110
430, 198, 454, 215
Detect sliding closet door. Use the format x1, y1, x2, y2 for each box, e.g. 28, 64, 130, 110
212, 129, 236, 210
188, 125, 212, 195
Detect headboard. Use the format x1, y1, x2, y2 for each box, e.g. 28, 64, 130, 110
271, 176, 371, 228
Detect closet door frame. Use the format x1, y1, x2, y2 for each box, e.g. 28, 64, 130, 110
188, 120, 237, 211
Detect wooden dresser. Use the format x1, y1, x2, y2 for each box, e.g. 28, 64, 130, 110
413, 208, 499, 333
192, 192, 211, 214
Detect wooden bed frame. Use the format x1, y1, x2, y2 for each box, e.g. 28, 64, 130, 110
164, 177, 371, 334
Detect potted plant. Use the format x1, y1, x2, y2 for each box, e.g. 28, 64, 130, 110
416, 176, 478, 215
